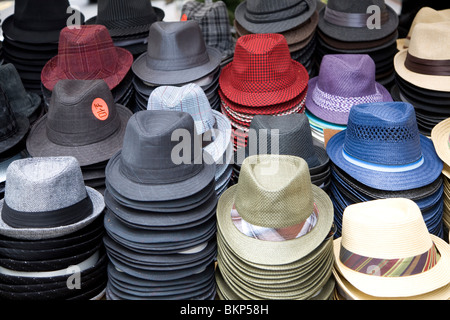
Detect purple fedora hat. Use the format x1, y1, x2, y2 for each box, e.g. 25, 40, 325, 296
306, 54, 392, 125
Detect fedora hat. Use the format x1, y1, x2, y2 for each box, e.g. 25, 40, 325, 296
234, 0, 317, 34
394, 21, 450, 93
334, 198, 450, 298
41, 25, 134, 92
0, 157, 105, 240
306, 54, 393, 125
26, 79, 132, 167
85, 0, 165, 38
219, 33, 308, 107
105, 110, 216, 203
398, 7, 450, 50
327, 102, 443, 191
318, 0, 398, 42
147, 83, 231, 165
431, 118, 450, 168
217, 154, 333, 266
132, 20, 222, 86
2, 0, 85, 44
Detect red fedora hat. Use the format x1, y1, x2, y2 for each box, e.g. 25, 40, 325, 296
219, 33, 308, 107
41, 25, 133, 91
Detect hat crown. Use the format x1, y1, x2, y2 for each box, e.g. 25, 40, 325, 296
120, 110, 204, 180
0, 64, 30, 113
46, 79, 120, 146
317, 54, 377, 97
407, 7, 450, 38
97, 0, 155, 20
231, 34, 297, 93
234, 155, 314, 229
147, 83, 215, 135
0, 87, 20, 142
327, 0, 386, 14
343, 102, 422, 166
56, 25, 119, 77
4, 157, 88, 213
246, 114, 320, 168
246, 0, 303, 14
408, 21, 450, 61
341, 199, 433, 259
145, 21, 211, 72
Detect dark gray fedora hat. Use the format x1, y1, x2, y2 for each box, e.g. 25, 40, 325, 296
26, 79, 133, 167
0, 157, 105, 240
105, 110, 216, 202
318, 0, 399, 42
234, 0, 317, 34
132, 20, 222, 85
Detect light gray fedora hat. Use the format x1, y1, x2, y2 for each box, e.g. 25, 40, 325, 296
0, 157, 105, 240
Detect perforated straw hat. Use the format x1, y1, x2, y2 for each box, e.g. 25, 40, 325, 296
216, 154, 333, 265
333, 198, 450, 298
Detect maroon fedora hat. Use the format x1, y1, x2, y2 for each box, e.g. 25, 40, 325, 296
41, 25, 133, 91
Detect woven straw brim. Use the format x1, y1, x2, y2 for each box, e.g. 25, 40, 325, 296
431, 118, 450, 166
326, 130, 443, 191
0, 187, 105, 240
216, 183, 333, 265
333, 235, 450, 298
394, 49, 450, 92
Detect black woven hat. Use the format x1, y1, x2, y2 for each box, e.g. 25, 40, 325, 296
85, 0, 165, 38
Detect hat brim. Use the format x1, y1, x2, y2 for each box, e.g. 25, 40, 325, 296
216, 183, 333, 265
333, 235, 450, 298
0, 187, 105, 240
431, 118, 450, 166
26, 105, 133, 167
305, 77, 393, 125
219, 60, 309, 107
41, 47, 133, 92
105, 150, 216, 202
234, 0, 317, 34
317, 5, 399, 43
132, 47, 222, 86
204, 110, 232, 164
326, 130, 444, 191
1, 12, 85, 44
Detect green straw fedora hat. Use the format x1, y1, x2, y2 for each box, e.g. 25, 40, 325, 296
216, 154, 334, 266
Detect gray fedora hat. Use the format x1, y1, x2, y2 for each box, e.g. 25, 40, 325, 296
0, 157, 105, 240
105, 110, 216, 202
132, 20, 222, 86
26, 79, 133, 167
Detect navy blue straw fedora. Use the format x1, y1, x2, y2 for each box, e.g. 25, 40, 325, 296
326, 102, 443, 191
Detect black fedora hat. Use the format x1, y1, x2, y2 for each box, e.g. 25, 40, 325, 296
26, 79, 133, 167
105, 110, 216, 202
2, 0, 85, 44
85, 0, 165, 38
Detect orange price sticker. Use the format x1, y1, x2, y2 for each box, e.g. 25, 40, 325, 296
92, 98, 109, 121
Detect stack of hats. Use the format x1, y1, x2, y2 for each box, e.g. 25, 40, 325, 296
103, 111, 218, 300
431, 118, 450, 241
326, 101, 445, 238
219, 33, 309, 152
25, 80, 133, 195
232, 113, 331, 191
392, 21, 450, 137
305, 54, 393, 145
181, 0, 235, 67
147, 83, 233, 197
316, 0, 399, 90
131, 20, 222, 113
0, 157, 107, 300
86, 0, 165, 58
216, 155, 335, 300
233, 0, 319, 77
1, 0, 84, 95
40, 25, 135, 112
333, 198, 450, 300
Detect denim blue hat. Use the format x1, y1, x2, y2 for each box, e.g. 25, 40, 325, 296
327, 102, 443, 191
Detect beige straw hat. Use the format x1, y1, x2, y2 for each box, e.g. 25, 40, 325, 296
394, 21, 450, 92
397, 7, 450, 50
333, 198, 450, 298
431, 118, 450, 167
216, 154, 334, 266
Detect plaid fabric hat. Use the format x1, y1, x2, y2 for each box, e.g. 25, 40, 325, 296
41, 25, 134, 92
219, 33, 309, 107
181, 1, 235, 61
